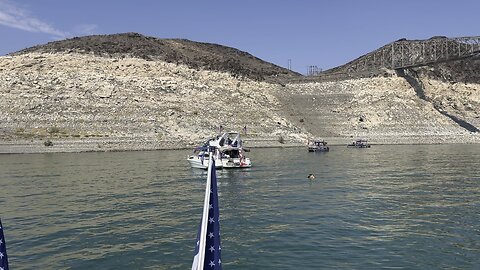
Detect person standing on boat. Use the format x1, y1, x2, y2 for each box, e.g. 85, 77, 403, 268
239, 150, 247, 166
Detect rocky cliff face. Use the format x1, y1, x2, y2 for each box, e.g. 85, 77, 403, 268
0, 52, 306, 148
0, 34, 479, 152
396, 66, 480, 133
279, 74, 479, 144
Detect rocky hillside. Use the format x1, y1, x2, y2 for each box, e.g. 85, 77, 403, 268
278, 58, 480, 143
283, 37, 480, 142
0, 52, 307, 148
12, 33, 301, 83
278, 73, 479, 143
419, 56, 480, 84
0, 34, 479, 153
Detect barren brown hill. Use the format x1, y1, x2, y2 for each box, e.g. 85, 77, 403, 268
12, 32, 301, 83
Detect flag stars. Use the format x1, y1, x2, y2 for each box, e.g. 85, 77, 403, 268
191, 157, 222, 270
0, 252, 4, 259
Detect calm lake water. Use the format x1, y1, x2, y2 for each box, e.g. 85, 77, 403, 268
1, 145, 479, 269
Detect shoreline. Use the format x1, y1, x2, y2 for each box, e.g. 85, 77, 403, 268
1, 133, 478, 154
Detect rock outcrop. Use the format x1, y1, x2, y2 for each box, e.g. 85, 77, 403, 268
0, 52, 305, 150
279, 75, 479, 145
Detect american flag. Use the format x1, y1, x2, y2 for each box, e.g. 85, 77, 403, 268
0, 218, 9, 270
191, 156, 222, 270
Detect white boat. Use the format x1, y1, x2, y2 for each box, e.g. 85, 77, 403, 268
217, 132, 251, 169
187, 132, 252, 169
347, 138, 371, 148
308, 139, 329, 152
187, 143, 223, 170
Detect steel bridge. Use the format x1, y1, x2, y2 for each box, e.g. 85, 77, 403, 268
349, 36, 480, 72
320, 36, 480, 76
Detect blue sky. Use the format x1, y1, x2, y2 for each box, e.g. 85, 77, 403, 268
0, 0, 479, 74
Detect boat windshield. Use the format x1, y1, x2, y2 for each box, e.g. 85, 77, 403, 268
312, 139, 326, 146
218, 132, 242, 147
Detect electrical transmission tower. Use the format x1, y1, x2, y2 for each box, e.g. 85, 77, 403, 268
307, 65, 322, 76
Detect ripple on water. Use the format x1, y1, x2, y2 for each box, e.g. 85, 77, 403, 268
0, 145, 479, 269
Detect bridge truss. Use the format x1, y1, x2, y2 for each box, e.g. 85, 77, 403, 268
346, 36, 480, 72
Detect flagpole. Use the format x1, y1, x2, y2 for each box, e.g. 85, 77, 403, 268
196, 147, 214, 270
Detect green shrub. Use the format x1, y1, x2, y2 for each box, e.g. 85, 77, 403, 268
47, 126, 60, 135
44, 140, 53, 147
15, 127, 25, 134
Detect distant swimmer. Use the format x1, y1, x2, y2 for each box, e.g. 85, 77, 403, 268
307, 174, 315, 180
